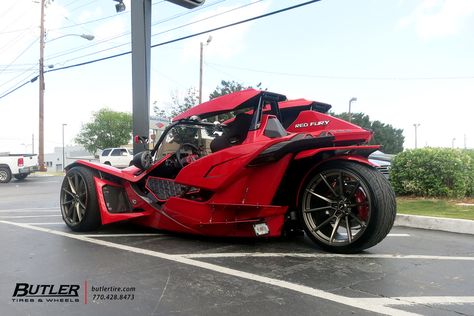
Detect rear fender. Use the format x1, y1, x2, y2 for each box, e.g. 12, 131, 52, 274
294, 149, 379, 206
294, 145, 380, 161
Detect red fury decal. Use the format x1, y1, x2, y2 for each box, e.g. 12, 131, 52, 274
294, 120, 330, 128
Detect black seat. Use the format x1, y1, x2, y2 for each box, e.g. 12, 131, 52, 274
210, 113, 253, 152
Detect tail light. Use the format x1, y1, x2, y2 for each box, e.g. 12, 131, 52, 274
18, 158, 24, 167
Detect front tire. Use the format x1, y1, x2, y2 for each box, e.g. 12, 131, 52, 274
60, 166, 101, 231
299, 161, 396, 253
0, 167, 12, 183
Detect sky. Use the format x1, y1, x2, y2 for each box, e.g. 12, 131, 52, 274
0, 0, 473, 154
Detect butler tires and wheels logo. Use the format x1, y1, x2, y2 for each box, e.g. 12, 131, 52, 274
12, 283, 81, 303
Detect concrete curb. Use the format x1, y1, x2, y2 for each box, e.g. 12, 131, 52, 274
395, 214, 474, 235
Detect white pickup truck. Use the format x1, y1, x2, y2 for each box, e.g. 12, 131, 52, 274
0, 153, 39, 183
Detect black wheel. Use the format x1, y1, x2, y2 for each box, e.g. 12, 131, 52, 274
0, 167, 12, 183
60, 166, 101, 232
104, 161, 111, 166
14, 173, 28, 180
299, 161, 396, 253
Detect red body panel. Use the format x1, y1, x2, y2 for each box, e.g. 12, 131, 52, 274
173, 89, 261, 121
286, 110, 373, 143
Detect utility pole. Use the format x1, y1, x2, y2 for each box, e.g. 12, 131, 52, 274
452, 137, 456, 149
32, 134, 34, 155
413, 123, 420, 149
38, 0, 46, 171
198, 36, 212, 104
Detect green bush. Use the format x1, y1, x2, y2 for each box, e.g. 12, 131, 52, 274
463, 149, 474, 197
390, 148, 472, 198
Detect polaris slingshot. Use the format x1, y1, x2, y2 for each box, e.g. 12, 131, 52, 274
60, 89, 396, 253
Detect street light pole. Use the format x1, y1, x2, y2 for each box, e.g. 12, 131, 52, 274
348, 97, 357, 123
62, 124, 67, 171
198, 35, 212, 104
413, 123, 420, 149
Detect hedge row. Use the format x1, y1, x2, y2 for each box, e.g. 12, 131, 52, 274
390, 148, 473, 198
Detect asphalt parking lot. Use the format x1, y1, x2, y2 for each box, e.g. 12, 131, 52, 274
1, 176, 473, 316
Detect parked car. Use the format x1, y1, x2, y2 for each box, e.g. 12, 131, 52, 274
368, 150, 394, 179
99, 148, 133, 168
0, 153, 39, 183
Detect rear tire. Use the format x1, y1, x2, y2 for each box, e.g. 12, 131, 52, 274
14, 173, 28, 180
298, 161, 396, 253
0, 167, 12, 183
60, 166, 101, 231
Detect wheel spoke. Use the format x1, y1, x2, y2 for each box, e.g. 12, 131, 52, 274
319, 174, 338, 197
62, 188, 75, 197
76, 203, 83, 221
312, 213, 337, 232
349, 212, 367, 227
66, 203, 74, 218
345, 215, 352, 243
77, 199, 86, 210
347, 180, 361, 199
74, 174, 80, 194
67, 176, 76, 194
306, 189, 335, 203
71, 204, 78, 222
329, 215, 342, 243
304, 205, 334, 213
61, 200, 73, 206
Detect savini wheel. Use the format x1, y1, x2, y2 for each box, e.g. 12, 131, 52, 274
60, 166, 101, 231
299, 161, 396, 253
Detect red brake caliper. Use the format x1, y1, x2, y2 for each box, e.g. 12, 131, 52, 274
355, 189, 369, 221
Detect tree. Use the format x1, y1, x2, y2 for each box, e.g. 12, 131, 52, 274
209, 80, 262, 100
75, 108, 132, 155
331, 112, 404, 154
153, 87, 199, 118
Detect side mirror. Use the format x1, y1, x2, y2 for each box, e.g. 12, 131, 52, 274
132, 151, 153, 170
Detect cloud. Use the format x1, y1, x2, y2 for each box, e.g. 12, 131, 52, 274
180, 0, 271, 60
399, 0, 474, 40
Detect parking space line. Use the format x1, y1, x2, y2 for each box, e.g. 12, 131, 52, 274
0, 215, 61, 219
387, 233, 410, 237
82, 233, 164, 237
177, 252, 474, 261
0, 220, 420, 316
0, 208, 59, 213
22, 222, 64, 225
388, 296, 474, 305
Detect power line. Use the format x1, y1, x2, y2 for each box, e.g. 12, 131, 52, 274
47, 0, 258, 65
0, 0, 322, 100
206, 62, 474, 81
45, 0, 230, 62
0, 37, 39, 77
